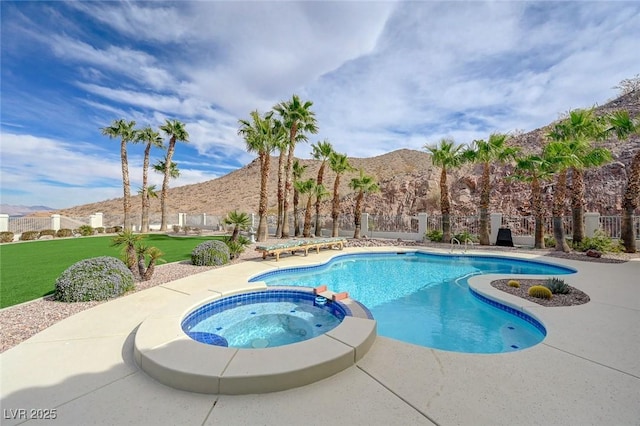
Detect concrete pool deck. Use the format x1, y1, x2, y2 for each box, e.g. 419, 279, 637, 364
1, 247, 639, 425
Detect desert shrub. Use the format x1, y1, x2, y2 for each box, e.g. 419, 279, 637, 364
39, 229, 56, 238
191, 240, 230, 266
78, 225, 94, 236
105, 227, 116, 233
544, 235, 556, 248
19, 231, 40, 241
95, 227, 105, 234
543, 277, 571, 294
173, 225, 182, 233
507, 280, 520, 288
54, 256, 135, 302
56, 228, 73, 238
454, 230, 477, 243
226, 235, 250, 260
0, 232, 15, 243
576, 231, 622, 253
528, 285, 552, 300
113, 226, 123, 233
426, 229, 443, 242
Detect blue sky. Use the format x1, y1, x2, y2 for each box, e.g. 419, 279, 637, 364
1, 1, 639, 209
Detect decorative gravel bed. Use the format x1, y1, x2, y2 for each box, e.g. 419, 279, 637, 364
490, 279, 591, 307
1, 237, 635, 353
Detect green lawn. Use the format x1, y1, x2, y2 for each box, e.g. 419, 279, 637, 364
0, 234, 226, 308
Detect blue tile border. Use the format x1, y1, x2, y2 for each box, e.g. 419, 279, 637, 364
181, 287, 354, 339
469, 288, 547, 336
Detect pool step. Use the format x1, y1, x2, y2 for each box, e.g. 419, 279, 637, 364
314, 285, 349, 301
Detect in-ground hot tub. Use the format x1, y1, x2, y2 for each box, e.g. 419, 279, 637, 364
134, 286, 376, 394
182, 290, 349, 349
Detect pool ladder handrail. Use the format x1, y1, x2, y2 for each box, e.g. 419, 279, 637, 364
450, 237, 460, 253
451, 237, 474, 253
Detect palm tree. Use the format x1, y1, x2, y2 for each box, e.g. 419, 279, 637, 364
349, 169, 380, 239
465, 133, 518, 245
311, 140, 334, 237
153, 160, 180, 180
328, 152, 354, 237
136, 245, 164, 281
100, 119, 137, 230
136, 126, 164, 233
608, 110, 640, 252
137, 184, 159, 230
111, 230, 144, 277
511, 154, 553, 249
223, 211, 251, 242
273, 95, 318, 238
424, 138, 466, 244
292, 160, 308, 236
158, 119, 189, 231
294, 179, 326, 238
275, 133, 288, 238
548, 109, 613, 244
542, 140, 574, 252
238, 110, 284, 242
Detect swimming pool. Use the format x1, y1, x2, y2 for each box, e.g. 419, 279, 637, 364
250, 252, 576, 353
181, 290, 348, 348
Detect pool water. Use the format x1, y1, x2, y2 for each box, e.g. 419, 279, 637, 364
182, 290, 346, 349
250, 252, 575, 353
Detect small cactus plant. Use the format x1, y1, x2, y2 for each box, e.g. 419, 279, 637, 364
507, 280, 520, 288
544, 277, 571, 294
528, 285, 552, 300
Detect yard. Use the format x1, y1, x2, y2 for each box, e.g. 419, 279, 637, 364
0, 234, 226, 308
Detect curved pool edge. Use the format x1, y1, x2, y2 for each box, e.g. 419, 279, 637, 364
134, 287, 377, 395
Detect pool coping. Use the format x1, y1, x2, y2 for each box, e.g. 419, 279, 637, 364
133, 284, 377, 394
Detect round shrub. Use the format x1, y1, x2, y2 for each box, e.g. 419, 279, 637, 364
191, 240, 230, 266
78, 225, 95, 236
39, 229, 56, 238
19, 231, 40, 241
507, 279, 520, 288
95, 227, 105, 234
528, 285, 552, 300
56, 228, 73, 238
0, 231, 15, 243
54, 256, 135, 302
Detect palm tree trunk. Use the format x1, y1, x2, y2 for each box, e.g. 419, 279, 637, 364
439, 169, 451, 243
531, 176, 545, 249
294, 190, 301, 236
160, 140, 176, 231
552, 170, 570, 252
479, 163, 491, 245
621, 151, 640, 253
276, 149, 286, 237
141, 143, 151, 233
257, 153, 270, 242
282, 143, 296, 238
303, 196, 313, 237
314, 164, 326, 236
142, 259, 156, 281
353, 192, 363, 239
571, 167, 585, 244
332, 174, 341, 237
121, 140, 132, 231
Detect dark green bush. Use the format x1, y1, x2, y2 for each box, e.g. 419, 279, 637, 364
543, 277, 571, 294
426, 229, 443, 242
454, 230, 477, 243
78, 225, 95, 236
54, 256, 135, 302
95, 227, 105, 234
39, 229, 56, 238
191, 240, 230, 266
0, 231, 15, 243
576, 230, 622, 253
56, 228, 73, 238
19, 231, 40, 241
544, 235, 556, 248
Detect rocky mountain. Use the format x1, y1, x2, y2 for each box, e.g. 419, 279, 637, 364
55, 91, 640, 220
1, 204, 55, 216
